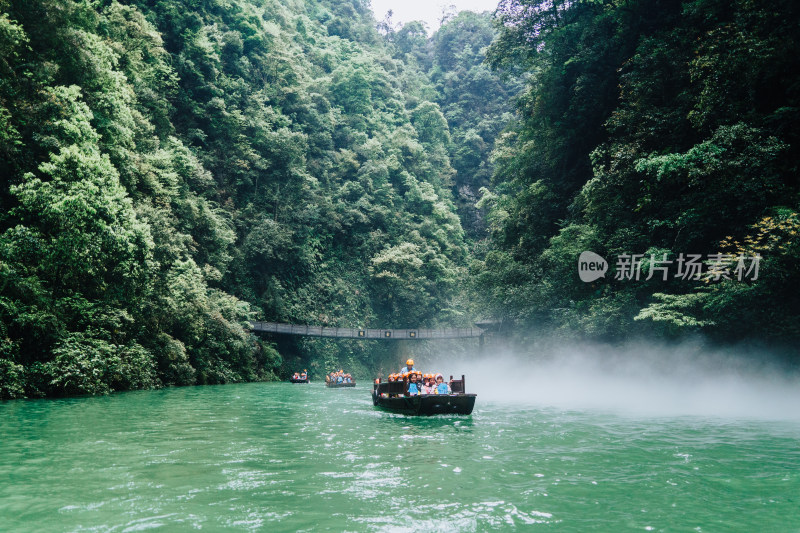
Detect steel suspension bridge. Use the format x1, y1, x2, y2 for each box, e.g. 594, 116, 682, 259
249, 321, 485, 340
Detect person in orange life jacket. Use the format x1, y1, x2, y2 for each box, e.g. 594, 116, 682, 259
407, 373, 421, 396
435, 374, 450, 394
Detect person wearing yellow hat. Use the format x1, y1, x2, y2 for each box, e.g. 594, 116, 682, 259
400, 358, 416, 374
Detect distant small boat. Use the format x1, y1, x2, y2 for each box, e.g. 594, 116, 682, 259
372, 375, 476, 415
325, 371, 355, 387
290, 377, 309, 383
326, 380, 355, 388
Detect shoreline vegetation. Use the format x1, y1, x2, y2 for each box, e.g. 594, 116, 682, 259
1, 0, 798, 400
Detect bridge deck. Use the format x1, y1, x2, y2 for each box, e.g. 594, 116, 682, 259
249, 322, 483, 339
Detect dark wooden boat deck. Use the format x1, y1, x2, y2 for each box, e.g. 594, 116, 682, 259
372, 393, 476, 415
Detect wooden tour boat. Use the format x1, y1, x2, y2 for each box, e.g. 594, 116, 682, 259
290, 371, 309, 383
325, 380, 356, 388
372, 375, 476, 415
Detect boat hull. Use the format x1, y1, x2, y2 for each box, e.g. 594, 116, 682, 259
290, 378, 309, 383
372, 392, 476, 415
326, 381, 356, 388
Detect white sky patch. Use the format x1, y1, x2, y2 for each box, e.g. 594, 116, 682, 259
369, 0, 500, 34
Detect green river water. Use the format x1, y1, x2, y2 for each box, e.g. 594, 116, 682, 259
1, 381, 798, 532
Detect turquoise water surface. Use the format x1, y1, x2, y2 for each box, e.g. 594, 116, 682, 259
1, 382, 798, 531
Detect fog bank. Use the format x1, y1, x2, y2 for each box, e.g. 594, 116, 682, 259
430, 340, 800, 421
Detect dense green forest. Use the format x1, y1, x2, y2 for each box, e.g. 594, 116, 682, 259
0, 0, 495, 398
475, 0, 800, 348
1, 0, 798, 399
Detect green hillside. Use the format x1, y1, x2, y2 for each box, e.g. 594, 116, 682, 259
2, 0, 798, 399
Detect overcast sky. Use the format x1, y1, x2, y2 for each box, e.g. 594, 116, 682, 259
369, 0, 500, 34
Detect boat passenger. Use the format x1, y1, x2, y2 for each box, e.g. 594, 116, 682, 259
400, 358, 416, 374
435, 374, 451, 395
407, 373, 420, 396
292, 372, 300, 380
421, 374, 435, 395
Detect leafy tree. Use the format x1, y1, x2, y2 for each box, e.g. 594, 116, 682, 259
0, 0, 478, 396
477, 0, 800, 354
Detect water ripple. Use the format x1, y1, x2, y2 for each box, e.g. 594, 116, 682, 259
1, 382, 799, 531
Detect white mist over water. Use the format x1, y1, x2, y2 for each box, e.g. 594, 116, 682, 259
429, 341, 800, 421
